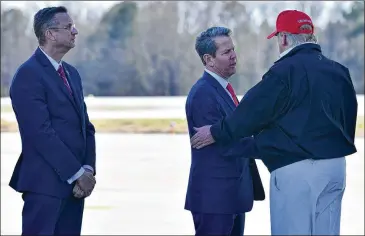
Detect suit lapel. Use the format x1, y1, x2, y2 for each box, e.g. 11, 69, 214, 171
34, 48, 81, 117
63, 64, 86, 139
63, 64, 82, 114
202, 71, 236, 111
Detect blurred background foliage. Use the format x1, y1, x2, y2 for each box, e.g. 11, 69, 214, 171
1, 1, 364, 96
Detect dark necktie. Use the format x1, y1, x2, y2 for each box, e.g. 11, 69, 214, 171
57, 65, 72, 95
226, 83, 239, 106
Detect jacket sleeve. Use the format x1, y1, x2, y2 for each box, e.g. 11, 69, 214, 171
210, 70, 290, 145
83, 101, 96, 175
190, 90, 260, 158
221, 137, 261, 159
10, 65, 82, 182
71, 66, 96, 175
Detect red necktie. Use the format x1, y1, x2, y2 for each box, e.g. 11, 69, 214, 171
57, 65, 72, 95
226, 83, 239, 106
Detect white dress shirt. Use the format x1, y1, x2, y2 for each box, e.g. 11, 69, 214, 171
39, 47, 62, 70
279, 42, 315, 58
38, 47, 71, 87
204, 68, 236, 103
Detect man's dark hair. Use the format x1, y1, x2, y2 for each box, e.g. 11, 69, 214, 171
195, 26, 232, 65
33, 6, 68, 46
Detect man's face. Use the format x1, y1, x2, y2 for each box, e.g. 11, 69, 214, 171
205, 36, 237, 79
47, 12, 78, 50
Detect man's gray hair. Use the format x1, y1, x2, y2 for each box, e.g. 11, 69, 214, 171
281, 24, 318, 48
195, 26, 232, 65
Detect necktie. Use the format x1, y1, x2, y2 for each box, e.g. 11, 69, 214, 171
226, 83, 239, 106
57, 65, 72, 95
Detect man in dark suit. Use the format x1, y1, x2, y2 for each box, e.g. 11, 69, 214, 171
9, 6, 96, 235
190, 11, 358, 235
184, 26, 265, 236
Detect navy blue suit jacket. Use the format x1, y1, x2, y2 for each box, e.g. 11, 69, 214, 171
184, 72, 265, 214
9, 48, 96, 198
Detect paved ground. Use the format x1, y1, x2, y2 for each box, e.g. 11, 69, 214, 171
1, 133, 364, 235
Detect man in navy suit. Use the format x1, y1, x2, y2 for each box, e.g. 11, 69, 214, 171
9, 6, 96, 235
184, 26, 265, 236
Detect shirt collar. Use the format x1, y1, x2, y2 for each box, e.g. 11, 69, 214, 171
38, 47, 62, 71
205, 68, 229, 89
279, 42, 315, 58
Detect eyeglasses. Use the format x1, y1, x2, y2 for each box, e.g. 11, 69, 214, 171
49, 24, 77, 32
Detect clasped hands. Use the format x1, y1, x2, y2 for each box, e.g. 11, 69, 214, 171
73, 169, 96, 199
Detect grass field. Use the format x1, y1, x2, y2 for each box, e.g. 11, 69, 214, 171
1, 116, 364, 136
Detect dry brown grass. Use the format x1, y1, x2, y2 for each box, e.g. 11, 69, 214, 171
1, 116, 364, 136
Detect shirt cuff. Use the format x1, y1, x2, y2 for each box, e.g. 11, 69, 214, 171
67, 167, 85, 184
83, 165, 94, 173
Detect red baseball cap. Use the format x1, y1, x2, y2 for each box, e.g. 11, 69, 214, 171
267, 10, 314, 39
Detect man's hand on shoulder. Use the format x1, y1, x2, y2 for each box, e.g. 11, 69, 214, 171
191, 125, 215, 149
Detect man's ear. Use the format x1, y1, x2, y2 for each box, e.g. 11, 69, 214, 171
45, 29, 56, 42
283, 34, 287, 46
278, 33, 288, 46
203, 54, 214, 67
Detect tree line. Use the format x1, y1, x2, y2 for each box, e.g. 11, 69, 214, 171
1, 1, 364, 96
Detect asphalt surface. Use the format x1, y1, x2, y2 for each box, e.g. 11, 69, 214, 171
1, 133, 364, 235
